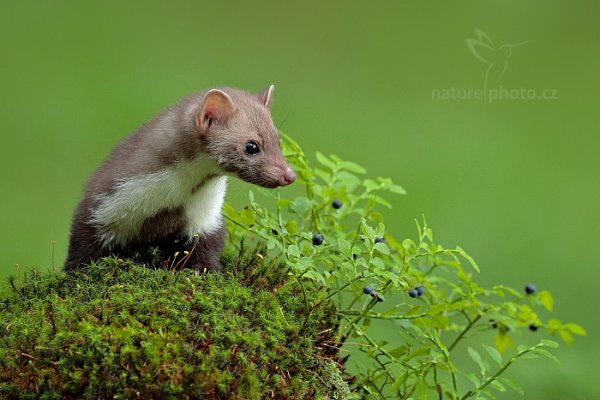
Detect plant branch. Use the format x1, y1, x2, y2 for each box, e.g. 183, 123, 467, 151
459, 346, 538, 400
449, 314, 482, 352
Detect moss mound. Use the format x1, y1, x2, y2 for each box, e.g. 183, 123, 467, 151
0, 257, 348, 399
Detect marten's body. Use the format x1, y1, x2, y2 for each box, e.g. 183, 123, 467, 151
65, 86, 295, 271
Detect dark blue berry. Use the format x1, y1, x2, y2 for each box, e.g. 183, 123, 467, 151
416, 285, 425, 296
408, 289, 419, 298
525, 284, 536, 295
529, 323, 538, 332
374, 237, 386, 244
312, 233, 324, 246
363, 285, 373, 295
332, 199, 343, 209
369, 291, 377, 298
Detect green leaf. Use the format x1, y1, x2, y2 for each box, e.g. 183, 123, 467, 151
314, 167, 331, 182
362, 178, 379, 191
291, 196, 312, 216
495, 332, 514, 354
284, 219, 298, 234
498, 377, 523, 395
315, 152, 336, 170
287, 244, 300, 258
239, 207, 256, 227
540, 339, 559, 349
491, 285, 521, 297
467, 346, 488, 378
405, 305, 423, 317
415, 380, 428, 400
373, 195, 392, 209
336, 171, 362, 191
534, 348, 560, 364
266, 237, 279, 250
292, 258, 311, 273
337, 238, 352, 257
370, 257, 386, 271
391, 371, 409, 391
456, 246, 479, 272
424, 227, 433, 241
402, 238, 416, 252
379, 270, 401, 286
276, 198, 292, 208
389, 183, 406, 194
373, 242, 390, 255
564, 322, 587, 336
361, 219, 376, 240
547, 319, 561, 335
558, 328, 574, 345
302, 270, 325, 285
464, 372, 481, 387
405, 346, 431, 361
516, 304, 537, 325
490, 379, 506, 392
518, 352, 540, 360
388, 346, 408, 358
222, 203, 237, 218
428, 303, 447, 316
341, 261, 354, 274
483, 345, 502, 366
467, 347, 484, 371
340, 160, 366, 174
430, 313, 449, 329
537, 290, 554, 311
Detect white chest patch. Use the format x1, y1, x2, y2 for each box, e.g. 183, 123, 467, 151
90, 155, 227, 248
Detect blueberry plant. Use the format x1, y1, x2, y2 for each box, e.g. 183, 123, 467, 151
224, 134, 586, 399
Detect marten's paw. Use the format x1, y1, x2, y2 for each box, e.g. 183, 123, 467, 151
192, 261, 223, 275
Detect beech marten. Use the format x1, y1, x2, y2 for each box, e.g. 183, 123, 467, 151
65, 85, 295, 272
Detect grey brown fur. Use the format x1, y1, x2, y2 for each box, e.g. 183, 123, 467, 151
65, 86, 295, 272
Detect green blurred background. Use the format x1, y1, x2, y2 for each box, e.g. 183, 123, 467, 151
1, 1, 598, 398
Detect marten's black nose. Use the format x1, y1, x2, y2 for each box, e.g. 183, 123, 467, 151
281, 167, 296, 186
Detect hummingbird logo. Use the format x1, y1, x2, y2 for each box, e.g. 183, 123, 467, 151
466, 29, 529, 97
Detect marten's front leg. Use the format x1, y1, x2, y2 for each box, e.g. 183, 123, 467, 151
189, 224, 226, 273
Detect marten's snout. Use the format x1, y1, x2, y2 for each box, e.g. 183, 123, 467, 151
280, 166, 296, 186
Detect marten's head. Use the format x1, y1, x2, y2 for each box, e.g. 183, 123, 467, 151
195, 86, 295, 188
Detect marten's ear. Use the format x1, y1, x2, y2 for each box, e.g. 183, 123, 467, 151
256, 84, 275, 109
196, 89, 236, 134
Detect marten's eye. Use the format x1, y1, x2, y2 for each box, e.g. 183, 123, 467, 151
245, 141, 260, 155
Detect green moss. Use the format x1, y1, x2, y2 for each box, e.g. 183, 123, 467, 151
0, 257, 348, 399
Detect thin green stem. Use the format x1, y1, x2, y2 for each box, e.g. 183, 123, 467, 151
224, 214, 268, 241
449, 314, 482, 352
339, 277, 395, 343
459, 346, 535, 400
362, 332, 418, 373
433, 365, 443, 400
339, 298, 378, 342
315, 275, 364, 308
428, 335, 458, 398
338, 310, 429, 320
